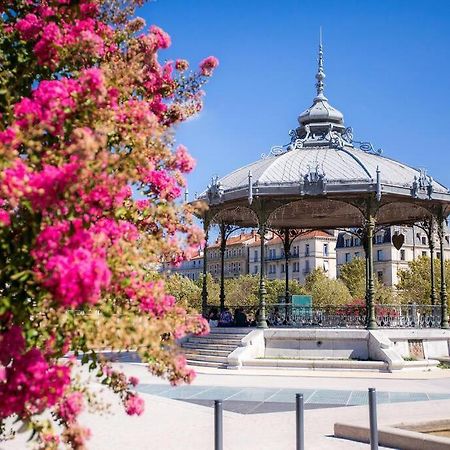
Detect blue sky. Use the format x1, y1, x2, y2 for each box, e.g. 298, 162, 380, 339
139, 0, 450, 199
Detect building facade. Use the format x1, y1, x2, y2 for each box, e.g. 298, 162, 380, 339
336, 225, 450, 286
161, 251, 204, 281
206, 231, 258, 279
248, 230, 337, 283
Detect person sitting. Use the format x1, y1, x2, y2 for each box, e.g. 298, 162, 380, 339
208, 307, 219, 328
218, 307, 233, 327
234, 308, 249, 327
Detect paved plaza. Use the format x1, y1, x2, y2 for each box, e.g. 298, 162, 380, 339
4, 362, 450, 449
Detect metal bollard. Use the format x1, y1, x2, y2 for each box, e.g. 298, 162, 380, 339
296, 393, 304, 450
214, 400, 223, 450
368, 388, 378, 450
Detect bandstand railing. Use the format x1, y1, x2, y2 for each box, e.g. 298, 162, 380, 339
265, 303, 442, 328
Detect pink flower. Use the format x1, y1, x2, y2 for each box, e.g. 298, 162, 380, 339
0, 328, 71, 419
124, 393, 144, 415
58, 391, 85, 423
150, 25, 171, 49
199, 56, 219, 76
128, 376, 139, 387
15, 14, 43, 40
175, 59, 189, 71
141, 169, 181, 200
174, 145, 196, 173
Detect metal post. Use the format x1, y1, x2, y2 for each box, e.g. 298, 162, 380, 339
438, 215, 449, 329
296, 393, 304, 450
214, 400, 223, 450
219, 222, 227, 312
201, 219, 210, 317
284, 228, 291, 305
366, 212, 377, 329
258, 222, 268, 328
429, 220, 437, 306
368, 388, 378, 450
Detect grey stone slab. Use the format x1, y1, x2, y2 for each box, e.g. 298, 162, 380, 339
347, 390, 369, 406
267, 389, 316, 404
228, 387, 280, 402
157, 385, 213, 399
307, 390, 352, 405
189, 387, 243, 401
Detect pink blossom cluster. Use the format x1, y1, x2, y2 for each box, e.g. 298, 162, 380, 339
174, 145, 196, 173
141, 168, 182, 200
0, 326, 70, 419
199, 56, 219, 76
58, 391, 85, 423
124, 393, 145, 415
11, 68, 108, 136
32, 220, 112, 308
15, 1, 113, 68
124, 279, 177, 316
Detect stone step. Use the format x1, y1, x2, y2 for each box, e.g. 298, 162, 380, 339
186, 359, 227, 368
181, 342, 237, 351
207, 330, 250, 336
183, 353, 228, 364
182, 348, 231, 357
193, 334, 245, 340
186, 338, 242, 345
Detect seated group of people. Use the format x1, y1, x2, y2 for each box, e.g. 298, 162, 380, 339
208, 307, 251, 327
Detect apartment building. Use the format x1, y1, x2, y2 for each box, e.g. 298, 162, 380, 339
206, 231, 259, 279
161, 250, 204, 281
336, 225, 450, 286
248, 230, 337, 283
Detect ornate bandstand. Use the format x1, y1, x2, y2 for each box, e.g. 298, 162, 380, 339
193, 39, 450, 330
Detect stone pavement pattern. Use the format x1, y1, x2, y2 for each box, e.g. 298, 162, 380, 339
1, 364, 450, 449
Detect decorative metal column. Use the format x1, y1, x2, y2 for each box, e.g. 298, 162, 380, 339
283, 228, 291, 304
257, 222, 268, 328
438, 215, 449, 329
201, 218, 210, 317
219, 222, 227, 312
428, 220, 437, 306
365, 212, 377, 329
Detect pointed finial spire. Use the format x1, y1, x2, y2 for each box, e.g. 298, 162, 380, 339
315, 27, 327, 102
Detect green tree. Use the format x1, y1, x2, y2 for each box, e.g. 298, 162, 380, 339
397, 256, 450, 304
339, 258, 396, 304
305, 269, 352, 307
339, 258, 366, 298
165, 274, 202, 310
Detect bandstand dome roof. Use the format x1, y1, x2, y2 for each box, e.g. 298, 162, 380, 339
197, 38, 450, 229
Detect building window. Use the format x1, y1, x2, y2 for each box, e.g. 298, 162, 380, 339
281, 264, 285, 273
355, 252, 360, 258
293, 262, 299, 273
345, 238, 351, 247
305, 260, 310, 273
354, 238, 361, 246
377, 250, 383, 261
253, 250, 258, 262
437, 252, 441, 259
377, 271, 383, 282
253, 265, 258, 275
305, 244, 310, 256
323, 243, 329, 256
323, 260, 329, 272
421, 236, 427, 245
345, 252, 351, 263
293, 245, 299, 256
376, 234, 383, 244
422, 251, 427, 257
400, 249, 406, 261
